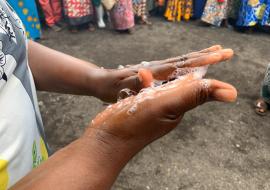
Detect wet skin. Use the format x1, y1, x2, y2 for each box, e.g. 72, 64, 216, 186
98, 45, 234, 102
12, 45, 237, 190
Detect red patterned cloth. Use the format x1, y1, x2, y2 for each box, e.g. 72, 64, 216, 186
39, 0, 62, 26
64, 0, 93, 18
110, 0, 135, 30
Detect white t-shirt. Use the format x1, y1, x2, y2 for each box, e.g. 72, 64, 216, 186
0, 1, 49, 189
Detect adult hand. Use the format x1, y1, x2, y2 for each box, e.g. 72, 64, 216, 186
85, 63, 237, 162
12, 46, 236, 190
96, 45, 233, 102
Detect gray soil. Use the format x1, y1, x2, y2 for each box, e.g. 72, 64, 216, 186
38, 18, 270, 190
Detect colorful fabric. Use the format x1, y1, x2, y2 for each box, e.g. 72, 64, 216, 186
39, 0, 62, 26
193, 0, 207, 19
228, 0, 241, 19
7, 0, 41, 40
63, 0, 94, 26
0, 1, 49, 189
110, 0, 135, 30
237, 0, 270, 26
133, 0, 147, 19
164, 0, 192, 22
201, 0, 231, 26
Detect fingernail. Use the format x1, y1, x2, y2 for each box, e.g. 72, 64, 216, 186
212, 88, 237, 102
221, 49, 234, 60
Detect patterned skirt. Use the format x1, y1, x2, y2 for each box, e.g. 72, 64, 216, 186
237, 0, 270, 27
164, 0, 193, 22
133, 0, 147, 19
110, 0, 135, 30
201, 0, 231, 26
63, 0, 94, 26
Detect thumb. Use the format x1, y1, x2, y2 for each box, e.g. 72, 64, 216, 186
120, 69, 154, 93
154, 77, 237, 117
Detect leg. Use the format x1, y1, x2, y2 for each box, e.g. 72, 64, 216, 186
139, 0, 151, 24
39, 0, 56, 26
255, 64, 270, 116
96, 5, 106, 28
51, 0, 63, 23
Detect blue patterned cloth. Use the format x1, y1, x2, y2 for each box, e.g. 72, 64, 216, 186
7, 0, 41, 40
237, 0, 270, 26
193, 0, 207, 19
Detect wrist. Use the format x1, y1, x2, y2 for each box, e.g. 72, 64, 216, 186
84, 68, 108, 98
75, 127, 138, 188
81, 126, 136, 164
86, 69, 118, 102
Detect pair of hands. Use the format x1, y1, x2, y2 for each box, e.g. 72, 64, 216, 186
85, 45, 237, 159
10, 45, 237, 190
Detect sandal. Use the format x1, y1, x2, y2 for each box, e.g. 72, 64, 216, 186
255, 99, 268, 116
139, 19, 152, 25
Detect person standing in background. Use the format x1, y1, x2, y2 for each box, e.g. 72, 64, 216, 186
92, 0, 106, 28
133, 0, 152, 25
227, 0, 240, 20
7, 0, 42, 40
164, 0, 193, 22
193, 0, 207, 19
236, 0, 270, 31
201, 0, 231, 27
63, 0, 95, 33
255, 64, 270, 116
38, 0, 63, 32
110, 0, 135, 33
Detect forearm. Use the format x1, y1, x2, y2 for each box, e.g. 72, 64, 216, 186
11, 128, 134, 190
28, 40, 105, 96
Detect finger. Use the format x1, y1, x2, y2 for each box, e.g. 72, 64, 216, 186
176, 49, 234, 68
182, 45, 223, 60
120, 75, 143, 93
148, 49, 228, 80
155, 78, 237, 116
149, 45, 223, 65
147, 49, 233, 81
199, 45, 222, 53
112, 68, 138, 79
119, 69, 154, 93
150, 64, 177, 80
125, 45, 224, 70
208, 80, 238, 102
168, 66, 208, 80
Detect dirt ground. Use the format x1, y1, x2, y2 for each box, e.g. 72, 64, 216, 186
38, 18, 270, 190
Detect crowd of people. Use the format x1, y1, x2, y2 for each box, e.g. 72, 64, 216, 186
6, 0, 270, 39
0, 0, 269, 189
